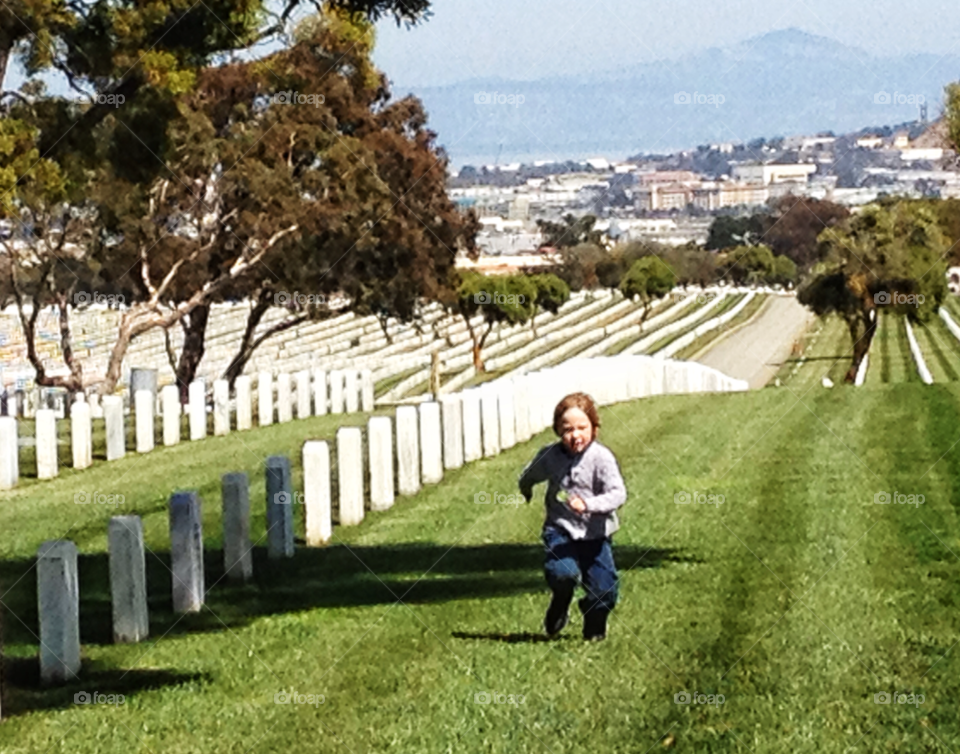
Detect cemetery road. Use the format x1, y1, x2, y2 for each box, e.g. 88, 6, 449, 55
694, 295, 815, 389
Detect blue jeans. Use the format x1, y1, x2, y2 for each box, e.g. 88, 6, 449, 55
542, 525, 619, 628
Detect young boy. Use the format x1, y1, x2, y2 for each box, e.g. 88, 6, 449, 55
519, 392, 627, 641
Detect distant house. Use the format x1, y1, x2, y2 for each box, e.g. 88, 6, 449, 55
856, 135, 883, 149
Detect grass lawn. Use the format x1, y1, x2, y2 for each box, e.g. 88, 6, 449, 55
776, 314, 850, 390
3, 384, 960, 751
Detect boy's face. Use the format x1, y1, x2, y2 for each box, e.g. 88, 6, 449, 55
560, 407, 593, 454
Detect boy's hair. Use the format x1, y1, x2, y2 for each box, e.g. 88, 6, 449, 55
553, 392, 600, 437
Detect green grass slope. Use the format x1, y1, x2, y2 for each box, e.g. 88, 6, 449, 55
2, 385, 960, 752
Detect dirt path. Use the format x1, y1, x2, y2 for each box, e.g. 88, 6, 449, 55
695, 295, 815, 389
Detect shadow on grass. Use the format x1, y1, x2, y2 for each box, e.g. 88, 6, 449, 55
0, 544, 694, 647
452, 631, 566, 644
0, 656, 210, 718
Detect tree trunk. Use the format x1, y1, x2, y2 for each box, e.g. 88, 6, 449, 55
174, 304, 210, 402
844, 310, 876, 384
223, 293, 272, 387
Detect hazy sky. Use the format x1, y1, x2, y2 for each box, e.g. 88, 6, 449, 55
373, 0, 960, 86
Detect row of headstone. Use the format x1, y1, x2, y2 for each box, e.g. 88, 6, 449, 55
0, 368, 377, 489
30, 355, 748, 686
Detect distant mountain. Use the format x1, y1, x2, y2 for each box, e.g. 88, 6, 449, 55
388, 29, 960, 167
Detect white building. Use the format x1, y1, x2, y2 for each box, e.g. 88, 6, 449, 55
732, 163, 818, 186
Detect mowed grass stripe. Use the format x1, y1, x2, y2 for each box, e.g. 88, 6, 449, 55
779, 315, 850, 392
918, 318, 960, 382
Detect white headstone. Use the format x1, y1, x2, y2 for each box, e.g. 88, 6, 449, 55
396, 405, 420, 496
235, 376, 253, 431
169, 491, 204, 613
213, 380, 230, 436
277, 372, 293, 423
345, 370, 360, 413
329, 370, 344, 414
221, 472, 252, 581
71, 401, 92, 470
296, 370, 312, 419
461, 389, 482, 463
513, 378, 531, 443
480, 385, 500, 458
0, 416, 19, 489
419, 402, 443, 485
189, 380, 206, 440
37, 540, 81, 684
35, 409, 58, 479
441, 395, 464, 469
265, 456, 295, 559
337, 427, 364, 525
303, 441, 332, 545
108, 516, 149, 643
368, 416, 394, 512
161, 385, 180, 446
361, 369, 375, 412
497, 384, 516, 451
313, 368, 328, 416
258, 372, 274, 426
135, 390, 154, 453
103, 395, 125, 461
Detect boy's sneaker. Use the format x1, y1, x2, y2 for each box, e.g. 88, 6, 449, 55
544, 600, 569, 638
582, 609, 607, 641
584, 633, 606, 642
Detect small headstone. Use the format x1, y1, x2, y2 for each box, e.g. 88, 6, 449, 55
71, 401, 92, 469
169, 491, 204, 613
108, 516, 149, 643
313, 368, 328, 416
277, 373, 293, 423
295, 370, 312, 419
221, 473, 253, 581
89, 392, 102, 419
258, 372, 274, 426
461, 389, 482, 463
396, 405, 420, 496
213, 380, 230, 436
161, 385, 180, 446
37, 540, 81, 684
35, 409, 58, 479
441, 395, 464, 470
344, 371, 359, 413
480, 385, 500, 458
135, 390, 154, 453
103, 395, 125, 461
329, 370, 344, 414
188, 380, 206, 440
419, 402, 443, 485
303, 441, 332, 545
513, 378, 532, 443
265, 456, 295, 558
337, 427, 364, 525
235, 376, 253, 431
497, 384, 517, 451
361, 369, 375, 412
0, 416, 18, 488
368, 416, 394, 512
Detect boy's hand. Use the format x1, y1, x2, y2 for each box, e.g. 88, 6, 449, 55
568, 496, 587, 514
